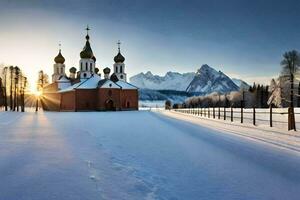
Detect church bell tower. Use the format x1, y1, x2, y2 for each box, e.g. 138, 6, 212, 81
52, 44, 66, 83
113, 40, 127, 82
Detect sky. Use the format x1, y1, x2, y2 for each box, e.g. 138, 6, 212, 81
0, 0, 300, 91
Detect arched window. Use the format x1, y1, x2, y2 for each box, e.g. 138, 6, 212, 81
90, 63, 92, 71
80, 62, 83, 71
120, 65, 123, 73
116, 66, 118, 73
85, 62, 88, 71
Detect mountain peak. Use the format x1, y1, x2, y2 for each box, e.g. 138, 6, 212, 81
186, 64, 239, 94
145, 71, 153, 77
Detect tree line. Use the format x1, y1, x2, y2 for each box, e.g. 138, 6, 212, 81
0, 66, 28, 112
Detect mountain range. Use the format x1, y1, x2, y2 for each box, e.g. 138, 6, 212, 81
130, 64, 248, 95
129, 71, 195, 91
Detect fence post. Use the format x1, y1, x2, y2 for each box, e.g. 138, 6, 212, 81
204, 108, 206, 117
224, 107, 226, 120
201, 108, 202, 116
270, 105, 273, 127
253, 107, 256, 126
288, 107, 296, 131
231, 107, 233, 122
208, 107, 210, 118
213, 107, 215, 118
218, 107, 220, 119
241, 107, 243, 123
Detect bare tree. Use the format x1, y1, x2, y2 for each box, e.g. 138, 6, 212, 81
280, 50, 300, 130
1, 67, 8, 111
13, 66, 20, 111
9, 66, 14, 110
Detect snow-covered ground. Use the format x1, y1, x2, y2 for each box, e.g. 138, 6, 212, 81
1, 111, 300, 200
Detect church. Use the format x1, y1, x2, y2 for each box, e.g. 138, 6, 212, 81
41, 27, 139, 111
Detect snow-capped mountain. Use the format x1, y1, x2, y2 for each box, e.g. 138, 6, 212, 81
186, 64, 239, 94
130, 71, 195, 91
232, 78, 250, 90
130, 64, 246, 96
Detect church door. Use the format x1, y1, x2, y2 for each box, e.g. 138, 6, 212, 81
105, 99, 115, 111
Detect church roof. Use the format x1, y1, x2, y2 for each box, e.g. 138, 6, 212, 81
115, 81, 138, 90
59, 74, 101, 93
98, 79, 121, 89
77, 74, 101, 89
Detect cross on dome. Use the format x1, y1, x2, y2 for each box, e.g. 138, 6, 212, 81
117, 40, 121, 52
85, 25, 90, 40
59, 42, 61, 52
86, 25, 90, 34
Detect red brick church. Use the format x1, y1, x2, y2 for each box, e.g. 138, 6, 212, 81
41, 27, 138, 111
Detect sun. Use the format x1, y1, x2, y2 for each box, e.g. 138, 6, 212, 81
32, 89, 42, 97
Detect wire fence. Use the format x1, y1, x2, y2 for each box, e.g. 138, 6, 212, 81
173, 107, 300, 130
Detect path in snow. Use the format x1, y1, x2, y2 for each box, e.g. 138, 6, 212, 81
0, 111, 300, 200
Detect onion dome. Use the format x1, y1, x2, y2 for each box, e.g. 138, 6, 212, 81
69, 67, 77, 73
114, 52, 125, 63
103, 67, 111, 74
54, 50, 65, 64
95, 67, 99, 74
110, 73, 119, 82
92, 55, 96, 62
80, 34, 94, 59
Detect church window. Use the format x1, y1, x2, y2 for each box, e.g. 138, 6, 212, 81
120, 75, 124, 79
81, 62, 83, 70
86, 62, 88, 71
120, 65, 123, 73
83, 73, 87, 78
116, 67, 118, 73
90, 63, 92, 71
108, 90, 112, 97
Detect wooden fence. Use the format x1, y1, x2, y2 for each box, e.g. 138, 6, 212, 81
173, 107, 298, 131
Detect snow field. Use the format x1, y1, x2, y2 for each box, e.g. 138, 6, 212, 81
1, 110, 300, 200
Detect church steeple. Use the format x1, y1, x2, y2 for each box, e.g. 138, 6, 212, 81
114, 40, 125, 63
52, 43, 66, 82
80, 25, 94, 59
79, 25, 96, 79
113, 40, 127, 82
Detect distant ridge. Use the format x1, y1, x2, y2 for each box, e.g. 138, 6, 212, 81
130, 64, 247, 96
